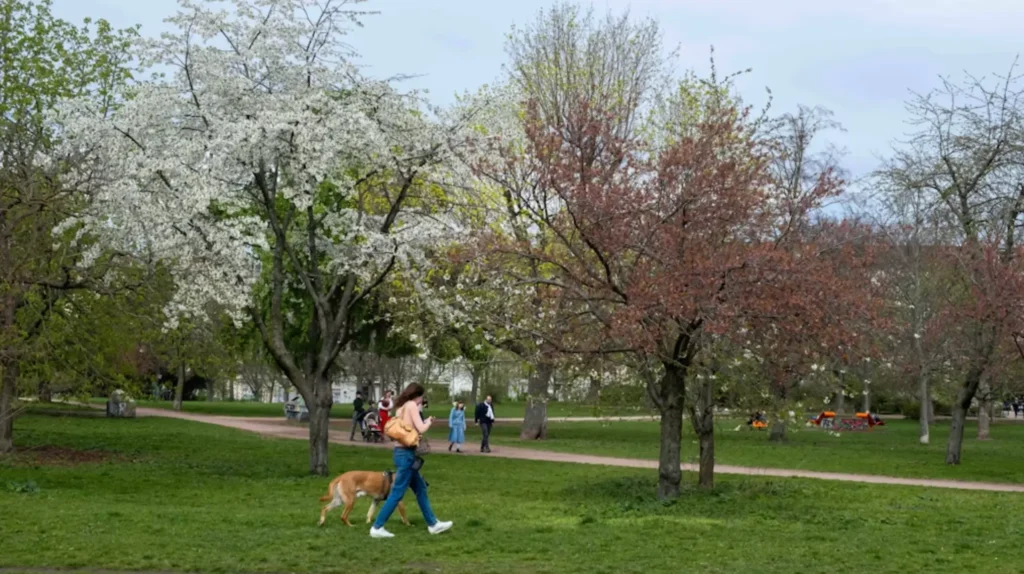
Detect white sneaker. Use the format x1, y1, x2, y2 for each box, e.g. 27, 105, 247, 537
370, 527, 394, 539
428, 521, 453, 535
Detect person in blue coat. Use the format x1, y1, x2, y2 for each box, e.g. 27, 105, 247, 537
448, 401, 466, 453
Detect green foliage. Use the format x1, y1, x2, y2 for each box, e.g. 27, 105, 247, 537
0, 0, 136, 133
644, 66, 743, 147
0, 0, 138, 405
4, 479, 38, 495
424, 382, 452, 404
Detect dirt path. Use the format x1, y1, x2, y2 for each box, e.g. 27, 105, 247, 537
136, 407, 1024, 493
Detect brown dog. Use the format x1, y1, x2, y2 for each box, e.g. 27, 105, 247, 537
318, 470, 410, 527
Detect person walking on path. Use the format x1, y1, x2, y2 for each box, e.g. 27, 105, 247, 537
349, 391, 366, 441
369, 383, 453, 539
448, 402, 466, 453
378, 390, 394, 428
474, 395, 495, 453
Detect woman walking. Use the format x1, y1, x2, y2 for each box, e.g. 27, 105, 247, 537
378, 390, 394, 428
448, 402, 466, 453
370, 383, 453, 539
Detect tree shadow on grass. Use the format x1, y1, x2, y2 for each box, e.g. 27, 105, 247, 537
561, 474, 812, 523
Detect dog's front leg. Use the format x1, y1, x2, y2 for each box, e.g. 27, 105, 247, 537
366, 500, 378, 524
397, 501, 410, 526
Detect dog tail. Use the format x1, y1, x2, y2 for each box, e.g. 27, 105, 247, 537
319, 480, 337, 502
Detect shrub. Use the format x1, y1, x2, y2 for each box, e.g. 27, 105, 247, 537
902, 401, 922, 420
424, 383, 451, 405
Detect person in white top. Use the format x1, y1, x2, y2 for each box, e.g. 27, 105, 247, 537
377, 390, 394, 427
473, 395, 496, 453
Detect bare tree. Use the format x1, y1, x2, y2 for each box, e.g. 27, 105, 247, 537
867, 176, 947, 444
882, 61, 1024, 463
489, 2, 673, 440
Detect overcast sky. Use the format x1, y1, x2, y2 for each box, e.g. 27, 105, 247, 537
52, 0, 1024, 183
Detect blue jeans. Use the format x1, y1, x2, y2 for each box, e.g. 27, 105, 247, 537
372, 447, 438, 528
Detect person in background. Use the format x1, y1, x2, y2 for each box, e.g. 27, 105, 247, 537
378, 390, 394, 428
370, 382, 453, 539
474, 395, 495, 453
349, 391, 366, 441
448, 401, 466, 453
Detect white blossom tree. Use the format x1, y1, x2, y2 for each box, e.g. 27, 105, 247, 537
58, 0, 472, 475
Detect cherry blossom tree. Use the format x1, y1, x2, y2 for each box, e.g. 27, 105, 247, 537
459, 3, 673, 440
478, 54, 868, 495
58, 0, 473, 475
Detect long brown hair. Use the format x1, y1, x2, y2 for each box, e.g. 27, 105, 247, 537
395, 382, 425, 410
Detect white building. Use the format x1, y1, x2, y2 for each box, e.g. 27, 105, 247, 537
229, 357, 527, 404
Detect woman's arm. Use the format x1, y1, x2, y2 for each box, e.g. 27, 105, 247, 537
408, 404, 431, 433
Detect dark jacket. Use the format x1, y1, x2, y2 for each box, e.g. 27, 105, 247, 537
353, 397, 365, 414
474, 402, 494, 424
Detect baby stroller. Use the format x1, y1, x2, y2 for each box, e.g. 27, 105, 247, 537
361, 411, 385, 443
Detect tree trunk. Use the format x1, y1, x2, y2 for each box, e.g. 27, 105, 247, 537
206, 379, 215, 401
656, 362, 685, 500
977, 376, 992, 441
946, 369, 983, 464
173, 363, 186, 411
918, 370, 930, 444
37, 380, 52, 403
862, 383, 871, 413
307, 381, 333, 476
586, 375, 601, 403
520, 360, 553, 440
768, 420, 787, 442
698, 426, 714, 488
1, 360, 19, 454
0, 294, 17, 455
912, 303, 930, 443
469, 363, 482, 406
977, 402, 991, 441
689, 374, 715, 489
946, 403, 968, 465
834, 387, 846, 414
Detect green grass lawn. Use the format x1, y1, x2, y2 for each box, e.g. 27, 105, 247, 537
111, 396, 1024, 484
3, 413, 1024, 573
88, 397, 653, 420
416, 418, 1024, 484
